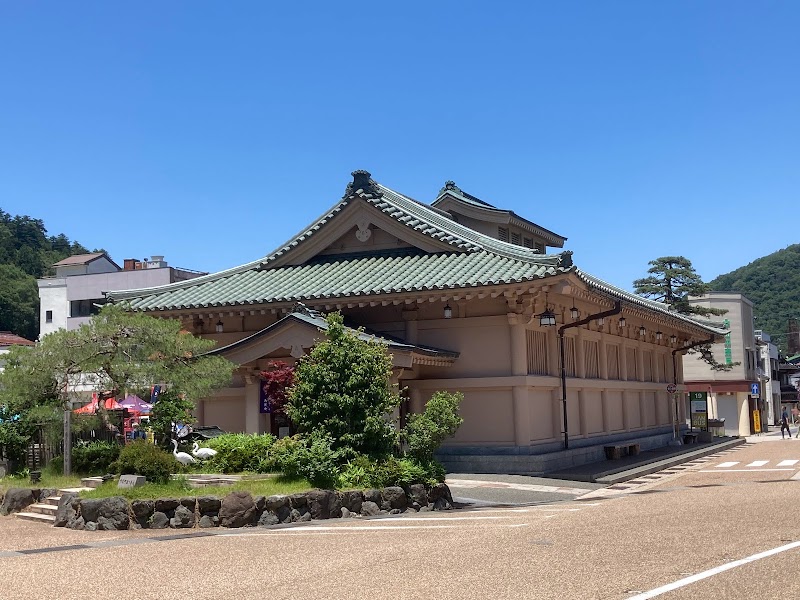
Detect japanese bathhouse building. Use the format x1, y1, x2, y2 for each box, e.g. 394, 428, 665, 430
108, 171, 725, 474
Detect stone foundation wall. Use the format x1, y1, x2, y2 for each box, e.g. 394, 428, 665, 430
49, 483, 454, 531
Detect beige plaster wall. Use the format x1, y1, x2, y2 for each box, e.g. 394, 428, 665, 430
203, 395, 246, 433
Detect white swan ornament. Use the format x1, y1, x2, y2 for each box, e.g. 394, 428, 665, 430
192, 442, 217, 459
171, 439, 196, 465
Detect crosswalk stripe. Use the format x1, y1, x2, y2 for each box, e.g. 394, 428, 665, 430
777, 460, 799, 467
747, 461, 769, 467
716, 462, 739, 468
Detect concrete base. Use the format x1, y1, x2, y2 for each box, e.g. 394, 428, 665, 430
437, 430, 677, 476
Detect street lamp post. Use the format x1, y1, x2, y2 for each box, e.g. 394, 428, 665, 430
544, 300, 621, 450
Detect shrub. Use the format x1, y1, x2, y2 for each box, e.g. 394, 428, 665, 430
403, 391, 464, 462
205, 433, 276, 473
273, 433, 342, 489
337, 455, 444, 489
287, 312, 401, 459
71, 441, 121, 475
111, 441, 177, 484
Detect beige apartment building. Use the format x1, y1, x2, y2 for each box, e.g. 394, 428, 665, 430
684, 293, 759, 437
108, 171, 725, 474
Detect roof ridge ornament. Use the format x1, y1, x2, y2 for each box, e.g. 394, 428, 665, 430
558, 250, 574, 268
439, 180, 462, 195
343, 170, 383, 199
290, 302, 323, 319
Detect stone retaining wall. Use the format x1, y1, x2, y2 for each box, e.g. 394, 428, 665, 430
41, 483, 454, 531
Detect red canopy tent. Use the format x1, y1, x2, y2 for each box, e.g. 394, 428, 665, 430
73, 396, 124, 414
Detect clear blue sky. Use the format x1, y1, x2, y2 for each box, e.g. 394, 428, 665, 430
1, 2, 797, 291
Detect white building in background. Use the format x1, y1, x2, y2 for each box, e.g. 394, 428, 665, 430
37, 253, 205, 338
755, 331, 780, 427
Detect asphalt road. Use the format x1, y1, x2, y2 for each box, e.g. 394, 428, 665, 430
1, 438, 798, 599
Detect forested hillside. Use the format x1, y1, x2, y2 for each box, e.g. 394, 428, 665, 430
0, 209, 97, 341
709, 244, 800, 351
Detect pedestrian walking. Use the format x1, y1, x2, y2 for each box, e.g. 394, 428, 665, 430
780, 407, 792, 439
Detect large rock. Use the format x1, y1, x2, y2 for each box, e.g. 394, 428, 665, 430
382, 486, 407, 510
265, 495, 288, 512
0, 488, 36, 515
361, 501, 380, 516
341, 491, 363, 514
150, 512, 169, 529
306, 490, 342, 520
197, 496, 221, 514
288, 493, 308, 510
54, 493, 78, 527
408, 484, 428, 507
219, 491, 256, 528
80, 497, 130, 530
170, 504, 195, 528
198, 515, 219, 528
154, 498, 180, 514
258, 512, 280, 526
364, 488, 382, 504
427, 483, 453, 508
131, 500, 155, 528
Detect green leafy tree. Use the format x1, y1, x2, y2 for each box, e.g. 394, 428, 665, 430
149, 389, 197, 449
0, 304, 236, 473
634, 256, 734, 371
402, 391, 464, 463
0, 264, 40, 341
287, 312, 401, 459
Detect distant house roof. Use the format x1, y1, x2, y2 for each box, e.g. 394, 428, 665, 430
0, 332, 35, 347
53, 252, 119, 269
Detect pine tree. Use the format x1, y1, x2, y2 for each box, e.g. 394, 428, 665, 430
634, 256, 734, 371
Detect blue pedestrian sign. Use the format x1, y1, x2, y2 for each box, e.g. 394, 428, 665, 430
751, 383, 760, 396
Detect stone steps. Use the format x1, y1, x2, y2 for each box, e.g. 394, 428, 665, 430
15, 511, 56, 524
13, 487, 93, 525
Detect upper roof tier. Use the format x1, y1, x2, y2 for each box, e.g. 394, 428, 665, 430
105, 170, 726, 337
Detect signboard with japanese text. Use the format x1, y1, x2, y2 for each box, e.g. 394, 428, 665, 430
690, 391, 708, 430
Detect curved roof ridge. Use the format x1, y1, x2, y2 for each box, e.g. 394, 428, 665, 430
375, 183, 562, 264
576, 269, 729, 334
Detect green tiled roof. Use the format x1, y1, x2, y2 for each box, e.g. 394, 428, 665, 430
113, 250, 566, 311
106, 171, 725, 337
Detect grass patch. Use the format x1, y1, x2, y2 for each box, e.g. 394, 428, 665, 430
79, 475, 313, 500
0, 473, 85, 495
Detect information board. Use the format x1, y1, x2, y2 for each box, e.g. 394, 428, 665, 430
689, 391, 708, 430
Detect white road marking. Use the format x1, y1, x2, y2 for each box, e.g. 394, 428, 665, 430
446, 478, 586, 495
777, 459, 799, 467
746, 460, 769, 467
716, 462, 739, 468
628, 540, 800, 599
382, 516, 513, 522
699, 469, 794, 473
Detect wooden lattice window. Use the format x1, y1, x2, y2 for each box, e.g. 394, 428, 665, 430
498, 227, 509, 242
523, 237, 533, 248
526, 330, 549, 375
563, 336, 577, 377
584, 339, 599, 379
511, 232, 521, 246
642, 350, 653, 382
626, 347, 637, 380
607, 344, 620, 379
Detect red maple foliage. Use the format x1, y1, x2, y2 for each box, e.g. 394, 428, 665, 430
259, 361, 295, 415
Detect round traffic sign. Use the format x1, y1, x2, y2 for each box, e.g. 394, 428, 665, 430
666, 383, 677, 393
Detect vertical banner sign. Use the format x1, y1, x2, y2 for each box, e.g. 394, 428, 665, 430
753, 409, 762, 434
690, 391, 708, 430
723, 319, 732, 365
259, 380, 271, 414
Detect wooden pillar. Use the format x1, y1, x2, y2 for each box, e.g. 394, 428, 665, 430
599, 337, 608, 380
578, 390, 587, 436
601, 390, 610, 432
620, 344, 629, 381
410, 388, 424, 415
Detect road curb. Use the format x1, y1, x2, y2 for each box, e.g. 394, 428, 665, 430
594, 438, 747, 484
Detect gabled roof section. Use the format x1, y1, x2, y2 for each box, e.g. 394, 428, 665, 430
53, 252, 119, 268
209, 304, 458, 367
431, 181, 567, 248
0, 332, 35, 347
107, 170, 573, 308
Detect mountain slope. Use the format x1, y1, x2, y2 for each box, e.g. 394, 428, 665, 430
709, 244, 800, 350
